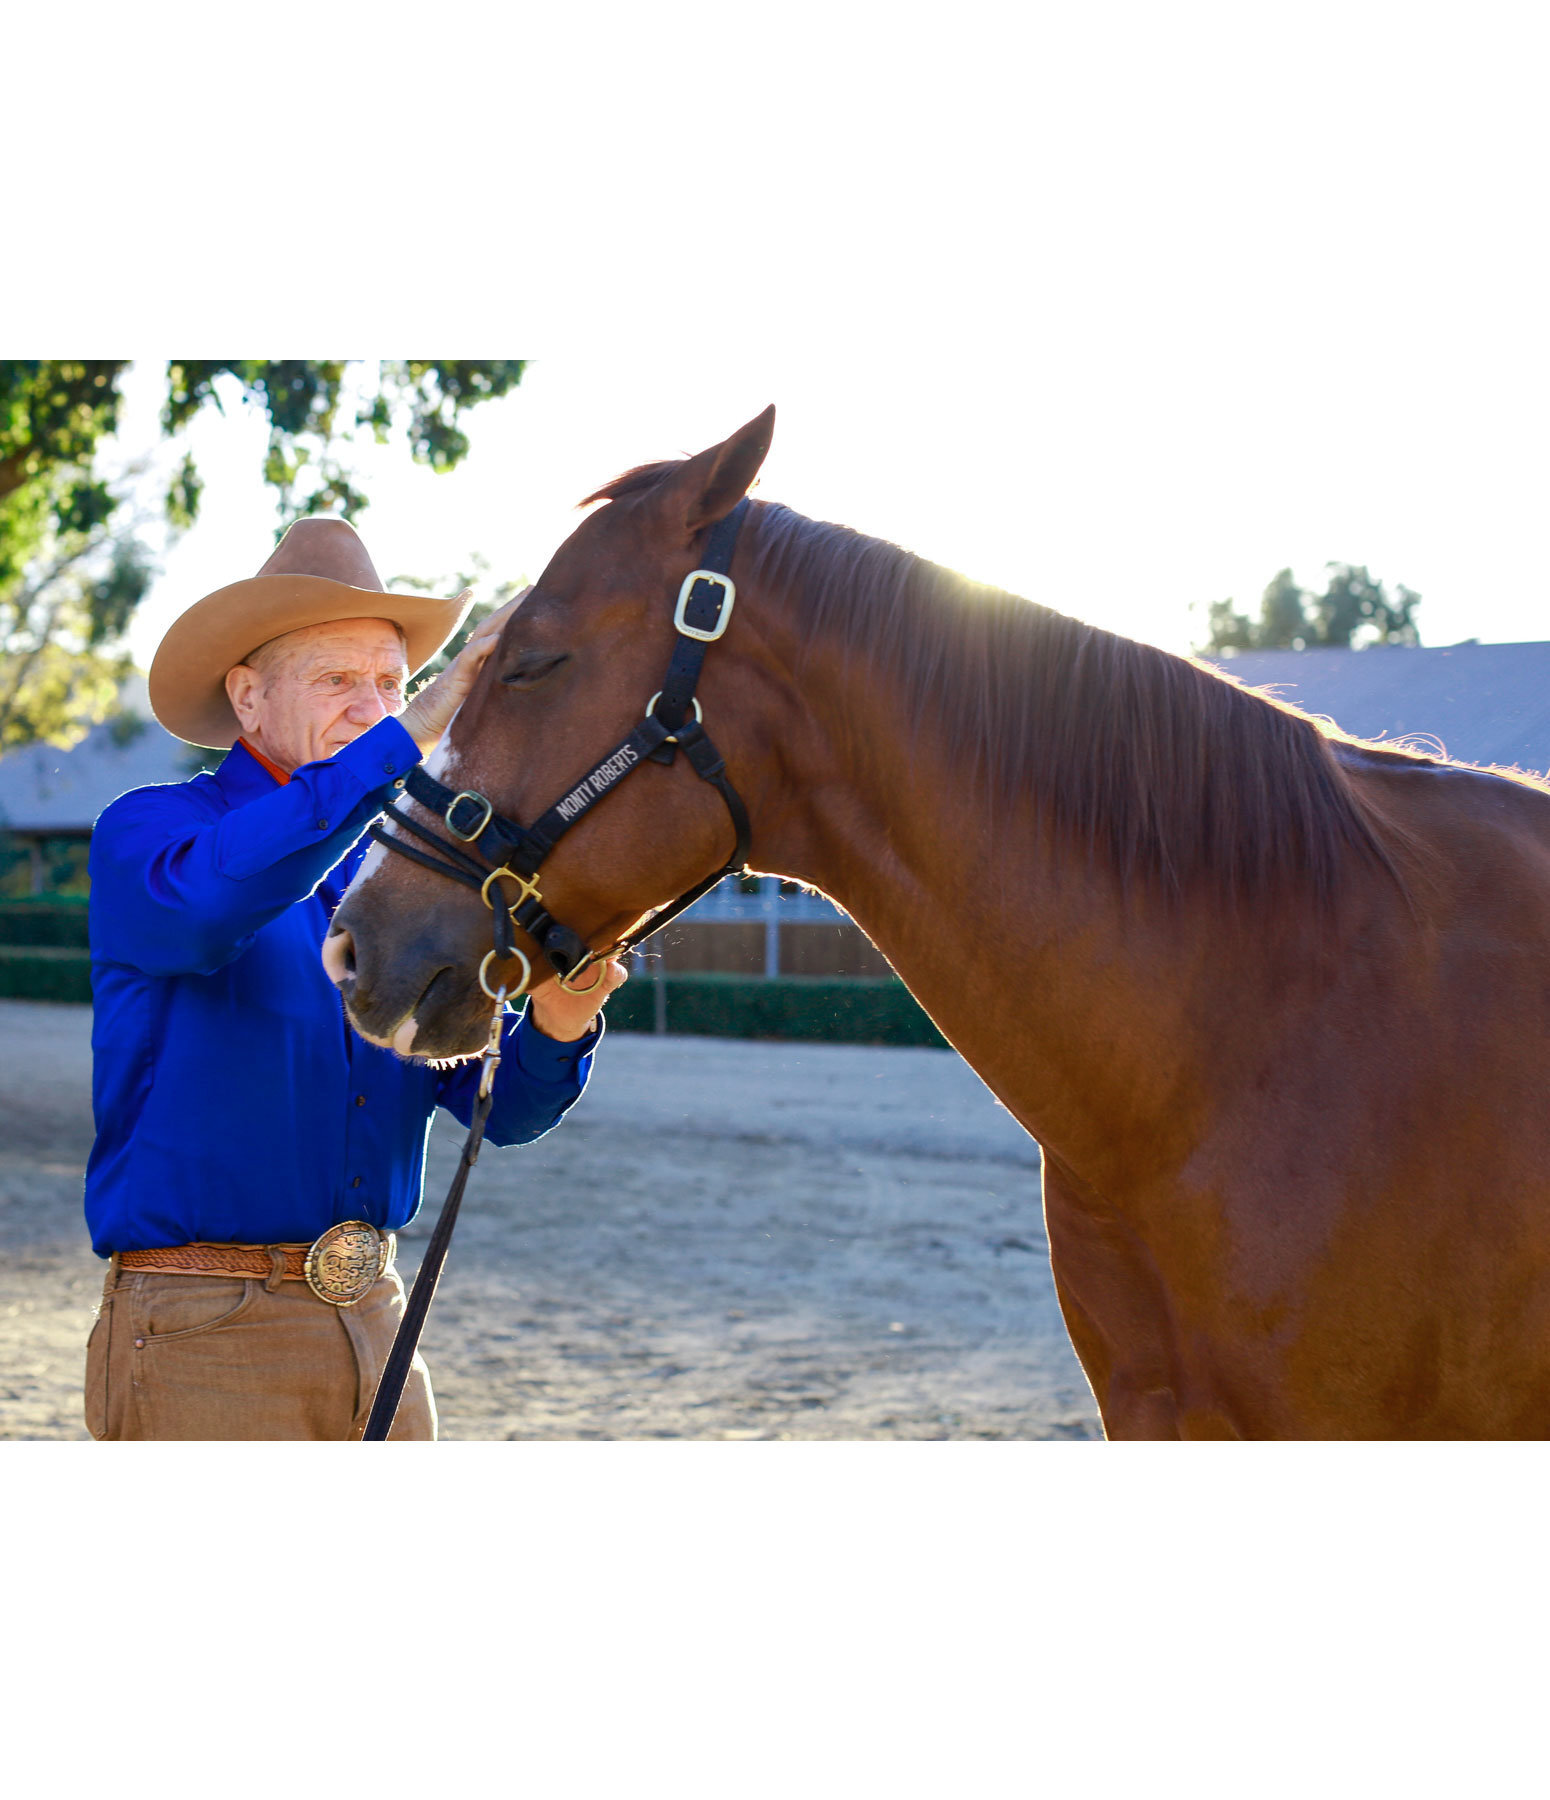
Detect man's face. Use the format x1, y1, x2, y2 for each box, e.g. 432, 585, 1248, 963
225, 618, 410, 773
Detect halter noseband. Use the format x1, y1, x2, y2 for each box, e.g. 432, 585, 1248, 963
366, 499, 753, 1000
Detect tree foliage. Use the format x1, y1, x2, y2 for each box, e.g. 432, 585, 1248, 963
0, 361, 526, 751
1198, 564, 1423, 657
161, 361, 526, 524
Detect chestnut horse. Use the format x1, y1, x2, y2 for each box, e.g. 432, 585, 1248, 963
330, 407, 1550, 1439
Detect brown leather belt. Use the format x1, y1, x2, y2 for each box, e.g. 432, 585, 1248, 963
120, 1242, 312, 1280
117, 1221, 394, 1306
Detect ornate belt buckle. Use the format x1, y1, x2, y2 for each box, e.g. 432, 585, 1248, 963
304, 1221, 388, 1307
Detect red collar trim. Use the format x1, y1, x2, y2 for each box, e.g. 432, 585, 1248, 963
237, 738, 292, 786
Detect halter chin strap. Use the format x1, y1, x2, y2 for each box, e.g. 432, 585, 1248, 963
367, 499, 753, 991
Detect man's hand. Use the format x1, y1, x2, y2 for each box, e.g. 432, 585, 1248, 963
399, 587, 530, 756
527, 959, 629, 1042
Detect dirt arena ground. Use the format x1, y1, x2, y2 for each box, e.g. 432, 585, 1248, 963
0, 999, 1102, 1440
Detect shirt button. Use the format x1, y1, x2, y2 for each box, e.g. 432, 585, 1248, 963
134, 1338, 145, 1349
355, 1095, 367, 1107
316, 818, 329, 830
382, 760, 396, 772
351, 1176, 362, 1188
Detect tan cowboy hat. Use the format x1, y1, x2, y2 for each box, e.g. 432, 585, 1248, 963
148, 516, 473, 748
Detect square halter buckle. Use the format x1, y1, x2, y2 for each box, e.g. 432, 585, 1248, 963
673, 569, 736, 642
446, 790, 494, 842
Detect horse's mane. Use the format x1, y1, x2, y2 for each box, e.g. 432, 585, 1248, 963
581, 463, 1465, 903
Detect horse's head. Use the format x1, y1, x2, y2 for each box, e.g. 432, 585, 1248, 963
327, 406, 777, 1058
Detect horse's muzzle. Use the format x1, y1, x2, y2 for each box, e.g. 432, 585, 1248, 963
323, 917, 488, 1060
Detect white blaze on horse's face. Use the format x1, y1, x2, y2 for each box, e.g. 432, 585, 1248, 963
348, 836, 391, 888
342, 712, 471, 901
422, 727, 464, 786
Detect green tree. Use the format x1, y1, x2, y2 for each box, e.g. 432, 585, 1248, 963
1313, 564, 1423, 648
0, 360, 526, 750
1197, 563, 1422, 656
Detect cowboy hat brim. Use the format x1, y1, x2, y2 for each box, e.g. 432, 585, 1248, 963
148, 573, 474, 749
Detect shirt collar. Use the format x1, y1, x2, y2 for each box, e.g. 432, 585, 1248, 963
236, 738, 292, 786
214, 738, 290, 808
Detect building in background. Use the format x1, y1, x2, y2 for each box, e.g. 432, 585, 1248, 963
1201, 640, 1550, 777
0, 679, 195, 896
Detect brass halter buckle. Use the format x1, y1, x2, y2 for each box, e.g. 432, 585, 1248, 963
446, 791, 494, 842
304, 1221, 390, 1306
480, 865, 543, 912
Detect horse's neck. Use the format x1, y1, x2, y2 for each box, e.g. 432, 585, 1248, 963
740, 576, 1247, 1183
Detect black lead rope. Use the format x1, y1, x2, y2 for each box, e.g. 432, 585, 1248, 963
361, 1100, 490, 1439
362, 1003, 504, 1441
359, 501, 752, 1441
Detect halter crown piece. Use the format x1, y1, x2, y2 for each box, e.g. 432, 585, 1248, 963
367, 498, 754, 1000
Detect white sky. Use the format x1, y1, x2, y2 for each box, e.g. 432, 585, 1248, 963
52, 2, 1541, 676
111, 302, 1547, 673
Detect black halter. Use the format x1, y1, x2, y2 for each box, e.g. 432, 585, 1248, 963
367, 498, 753, 997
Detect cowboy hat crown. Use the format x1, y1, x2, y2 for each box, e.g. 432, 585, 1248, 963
148, 516, 473, 748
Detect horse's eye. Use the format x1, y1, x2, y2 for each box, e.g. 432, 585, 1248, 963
502, 651, 570, 689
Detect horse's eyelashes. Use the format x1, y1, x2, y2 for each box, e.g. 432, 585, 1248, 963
501, 651, 571, 689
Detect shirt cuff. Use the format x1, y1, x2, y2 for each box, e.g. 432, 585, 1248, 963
511, 1007, 602, 1085
329, 715, 423, 797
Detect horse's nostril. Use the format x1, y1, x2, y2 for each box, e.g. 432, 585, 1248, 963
322, 927, 356, 987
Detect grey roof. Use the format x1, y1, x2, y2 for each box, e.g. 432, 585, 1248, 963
1200, 641, 1550, 779
0, 680, 195, 833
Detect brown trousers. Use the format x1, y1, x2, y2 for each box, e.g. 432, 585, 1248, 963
84, 1262, 436, 1441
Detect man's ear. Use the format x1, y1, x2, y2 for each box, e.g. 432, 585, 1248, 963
225, 663, 261, 734
661, 405, 776, 540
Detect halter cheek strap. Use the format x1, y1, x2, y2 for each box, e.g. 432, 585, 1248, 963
357, 501, 752, 1444
366, 498, 753, 989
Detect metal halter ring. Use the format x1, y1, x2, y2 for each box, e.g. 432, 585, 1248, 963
481, 865, 543, 912
446, 791, 494, 842
479, 946, 532, 1001
556, 956, 607, 995
646, 692, 703, 742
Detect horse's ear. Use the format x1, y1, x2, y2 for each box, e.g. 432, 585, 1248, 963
664, 405, 776, 538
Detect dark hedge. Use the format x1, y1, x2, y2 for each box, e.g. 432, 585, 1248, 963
0, 946, 92, 1002
0, 938, 949, 1047
0, 902, 91, 948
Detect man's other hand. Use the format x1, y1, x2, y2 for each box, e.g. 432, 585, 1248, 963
399, 587, 530, 755
527, 959, 629, 1042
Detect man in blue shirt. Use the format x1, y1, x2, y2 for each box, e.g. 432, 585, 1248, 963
83, 516, 624, 1440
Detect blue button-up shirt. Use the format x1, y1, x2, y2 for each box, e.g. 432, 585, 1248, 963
83, 716, 596, 1257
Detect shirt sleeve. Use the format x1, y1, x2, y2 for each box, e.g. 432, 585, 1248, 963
436, 1005, 601, 1146
88, 717, 422, 977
